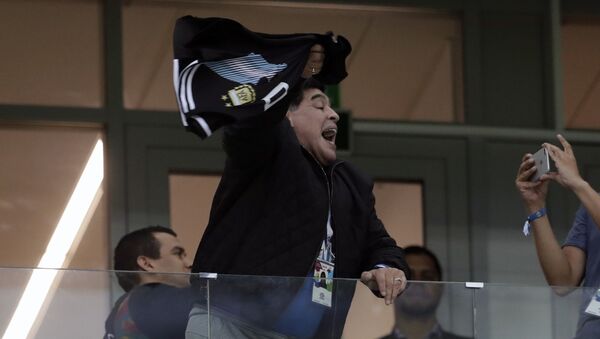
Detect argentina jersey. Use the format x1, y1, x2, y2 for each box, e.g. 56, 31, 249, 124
172, 16, 351, 139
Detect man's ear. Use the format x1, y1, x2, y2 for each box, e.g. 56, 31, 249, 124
286, 112, 294, 127
137, 256, 154, 272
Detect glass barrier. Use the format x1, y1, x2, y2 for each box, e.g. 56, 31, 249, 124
0, 267, 114, 338
0, 267, 207, 339
0, 268, 592, 338
203, 275, 474, 339
473, 282, 596, 339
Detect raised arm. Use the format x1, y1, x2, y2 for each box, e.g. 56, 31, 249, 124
515, 151, 585, 287
544, 134, 600, 230
222, 45, 327, 169
172, 16, 350, 143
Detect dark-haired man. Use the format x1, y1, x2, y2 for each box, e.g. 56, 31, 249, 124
186, 77, 410, 339
381, 246, 471, 339
174, 17, 410, 338
104, 226, 194, 339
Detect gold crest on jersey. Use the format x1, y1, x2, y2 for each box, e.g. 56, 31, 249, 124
222, 85, 256, 107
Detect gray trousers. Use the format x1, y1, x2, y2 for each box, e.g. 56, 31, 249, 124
185, 304, 290, 339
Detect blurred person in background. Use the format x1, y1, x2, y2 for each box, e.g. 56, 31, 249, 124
381, 246, 471, 339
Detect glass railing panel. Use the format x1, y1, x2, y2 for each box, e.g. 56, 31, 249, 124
345, 279, 475, 339
0, 268, 208, 339
204, 275, 474, 339
0, 267, 113, 338
7, 268, 596, 338
0, 267, 32, 336
473, 283, 595, 339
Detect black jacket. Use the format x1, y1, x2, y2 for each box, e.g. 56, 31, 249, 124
176, 15, 408, 338
104, 283, 200, 339
191, 115, 409, 338
192, 117, 408, 278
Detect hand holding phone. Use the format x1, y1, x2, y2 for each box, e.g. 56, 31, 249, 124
530, 148, 550, 182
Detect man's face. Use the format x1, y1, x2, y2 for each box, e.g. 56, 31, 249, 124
287, 88, 339, 166
395, 253, 443, 317
144, 232, 192, 288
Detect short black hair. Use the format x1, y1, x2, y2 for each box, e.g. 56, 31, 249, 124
404, 245, 443, 281
114, 225, 177, 292
288, 77, 326, 111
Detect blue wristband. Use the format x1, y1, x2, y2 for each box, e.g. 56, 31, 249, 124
523, 207, 547, 236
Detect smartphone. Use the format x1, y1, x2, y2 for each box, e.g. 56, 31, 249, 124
530, 148, 550, 182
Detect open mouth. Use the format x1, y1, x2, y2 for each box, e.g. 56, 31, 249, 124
322, 128, 337, 144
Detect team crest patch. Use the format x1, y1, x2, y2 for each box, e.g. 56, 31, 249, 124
222, 85, 256, 107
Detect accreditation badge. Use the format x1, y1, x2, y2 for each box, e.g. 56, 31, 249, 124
584, 288, 600, 317
311, 258, 334, 307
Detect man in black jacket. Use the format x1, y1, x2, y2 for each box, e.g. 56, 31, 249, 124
174, 16, 409, 338
190, 78, 409, 339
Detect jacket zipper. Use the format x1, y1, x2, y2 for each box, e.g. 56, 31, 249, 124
305, 151, 341, 274
327, 162, 340, 338
306, 151, 342, 337
327, 163, 340, 267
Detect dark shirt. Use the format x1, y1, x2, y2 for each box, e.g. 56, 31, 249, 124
563, 206, 600, 339
104, 283, 202, 339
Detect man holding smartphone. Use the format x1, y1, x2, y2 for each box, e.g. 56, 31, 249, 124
515, 134, 600, 338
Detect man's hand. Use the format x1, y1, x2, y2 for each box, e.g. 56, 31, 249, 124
515, 153, 549, 213
543, 134, 586, 191
360, 267, 407, 305
301, 44, 324, 79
